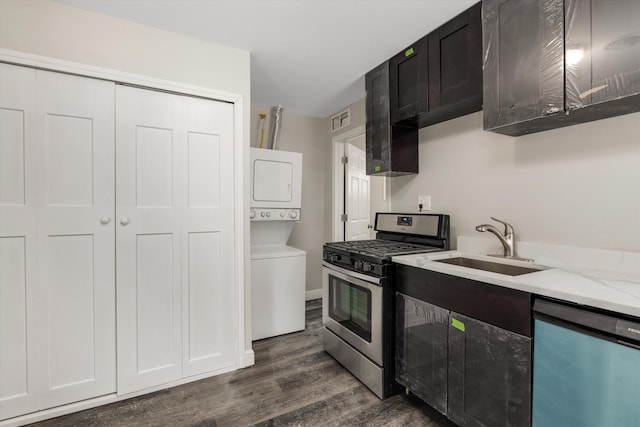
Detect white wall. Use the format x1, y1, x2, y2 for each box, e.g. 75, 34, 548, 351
390, 111, 640, 253
251, 105, 326, 295
0, 0, 254, 351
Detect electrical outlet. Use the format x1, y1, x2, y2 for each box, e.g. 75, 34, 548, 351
418, 195, 431, 211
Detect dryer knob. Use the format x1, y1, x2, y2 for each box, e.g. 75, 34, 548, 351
250, 210, 256, 219
260, 212, 266, 217
266, 212, 271, 217
280, 211, 285, 218
289, 210, 298, 219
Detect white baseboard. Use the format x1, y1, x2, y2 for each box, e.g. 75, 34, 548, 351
243, 349, 255, 367
305, 289, 322, 301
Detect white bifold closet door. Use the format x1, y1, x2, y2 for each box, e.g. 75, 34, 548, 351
0, 64, 116, 419
115, 85, 237, 394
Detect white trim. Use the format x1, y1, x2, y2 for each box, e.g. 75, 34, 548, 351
331, 126, 366, 242
0, 48, 249, 415
305, 289, 323, 301
0, 49, 240, 104
244, 349, 255, 367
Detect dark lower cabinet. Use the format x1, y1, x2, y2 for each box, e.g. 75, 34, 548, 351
395, 293, 448, 415
448, 313, 532, 427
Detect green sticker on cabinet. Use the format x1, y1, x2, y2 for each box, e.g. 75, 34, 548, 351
374, 165, 381, 172
405, 47, 414, 57
452, 318, 465, 332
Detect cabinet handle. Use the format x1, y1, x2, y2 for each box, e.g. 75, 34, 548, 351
120, 217, 130, 226
100, 216, 111, 225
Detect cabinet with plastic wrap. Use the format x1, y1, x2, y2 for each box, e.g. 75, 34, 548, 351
483, 0, 640, 136
396, 264, 532, 426
395, 293, 448, 415
448, 313, 531, 427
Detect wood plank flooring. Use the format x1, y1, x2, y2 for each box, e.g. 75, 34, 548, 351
30, 300, 454, 426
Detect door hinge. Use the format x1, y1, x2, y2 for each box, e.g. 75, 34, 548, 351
340, 214, 348, 222
341, 156, 348, 164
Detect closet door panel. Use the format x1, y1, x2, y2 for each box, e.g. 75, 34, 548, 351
116, 86, 183, 394
0, 64, 39, 420
182, 98, 236, 377
36, 70, 116, 410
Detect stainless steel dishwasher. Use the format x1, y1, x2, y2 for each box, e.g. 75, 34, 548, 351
533, 298, 640, 426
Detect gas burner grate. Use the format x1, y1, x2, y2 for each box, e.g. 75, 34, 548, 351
326, 239, 441, 258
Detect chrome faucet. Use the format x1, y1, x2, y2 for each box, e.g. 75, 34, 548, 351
475, 217, 518, 258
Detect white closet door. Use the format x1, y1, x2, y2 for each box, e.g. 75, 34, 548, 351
0, 64, 40, 420
116, 85, 237, 394
36, 70, 116, 409
116, 86, 183, 394
181, 96, 236, 377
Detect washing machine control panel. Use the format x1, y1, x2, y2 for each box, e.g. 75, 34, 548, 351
250, 208, 301, 221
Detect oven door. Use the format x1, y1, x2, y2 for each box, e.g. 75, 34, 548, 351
322, 261, 383, 366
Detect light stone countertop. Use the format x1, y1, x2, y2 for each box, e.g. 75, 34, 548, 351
392, 237, 640, 319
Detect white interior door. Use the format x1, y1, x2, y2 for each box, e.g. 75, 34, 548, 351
0, 63, 40, 420
116, 86, 237, 394
36, 70, 116, 409
345, 142, 370, 241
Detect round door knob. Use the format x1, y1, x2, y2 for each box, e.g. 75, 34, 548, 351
120, 217, 130, 226
250, 210, 256, 219
289, 211, 298, 219
100, 216, 111, 225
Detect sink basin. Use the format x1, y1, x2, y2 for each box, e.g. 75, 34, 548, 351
434, 257, 542, 276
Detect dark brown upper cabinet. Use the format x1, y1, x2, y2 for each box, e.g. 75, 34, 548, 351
389, 36, 429, 125
565, 0, 640, 111
365, 61, 419, 176
483, 0, 565, 136
388, 2, 483, 128
423, 1, 483, 127
484, 0, 640, 136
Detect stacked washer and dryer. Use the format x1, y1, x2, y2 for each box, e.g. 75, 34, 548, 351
250, 147, 306, 341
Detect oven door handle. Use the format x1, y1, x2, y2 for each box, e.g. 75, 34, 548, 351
322, 261, 382, 286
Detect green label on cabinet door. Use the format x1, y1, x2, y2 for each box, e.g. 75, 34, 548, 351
374, 165, 381, 172
451, 318, 465, 332
405, 47, 414, 57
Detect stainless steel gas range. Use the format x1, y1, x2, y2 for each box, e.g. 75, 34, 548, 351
321, 212, 450, 398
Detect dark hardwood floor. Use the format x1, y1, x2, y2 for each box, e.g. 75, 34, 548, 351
30, 300, 454, 426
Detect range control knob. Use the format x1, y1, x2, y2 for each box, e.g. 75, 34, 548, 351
250, 210, 256, 219
362, 262, 372, 273
354, 260, 363, 270
289, 210, 298, 219
329, 254, 341, 263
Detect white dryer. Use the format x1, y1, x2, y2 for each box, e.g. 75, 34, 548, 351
250, 148, 306, 341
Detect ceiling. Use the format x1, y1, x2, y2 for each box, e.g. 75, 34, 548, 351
56, 0, 477, 118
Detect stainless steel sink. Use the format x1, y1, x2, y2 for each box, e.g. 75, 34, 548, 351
434, 257, 542, 276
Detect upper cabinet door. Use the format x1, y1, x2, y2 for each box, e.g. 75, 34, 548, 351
389, 36, 429, 124
426, 1, 482, 126
483, 0, 565, 134
565, 0, 640, 109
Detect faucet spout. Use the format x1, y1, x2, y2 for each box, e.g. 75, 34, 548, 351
475, 218, 515, 258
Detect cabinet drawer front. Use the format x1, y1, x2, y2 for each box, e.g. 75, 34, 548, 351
396, 264, 532, 336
